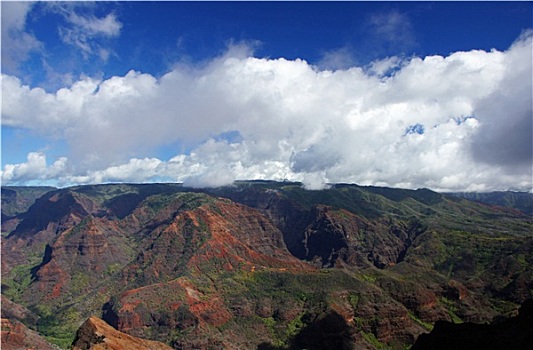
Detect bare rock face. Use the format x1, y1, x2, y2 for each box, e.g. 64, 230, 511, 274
1, 318, 58, 350
205, 186, 428, 269
71, 316, 173, 350
102, 200, 314, 341
30, 215, 132, 303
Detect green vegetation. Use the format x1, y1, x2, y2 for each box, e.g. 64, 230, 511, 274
361, 331, 389, 349
231, 269, 364, 303
439, 297, 463, 324
449, 191, 533, 215
360, 274, 377, 283
104, 263, 123, 276
2, 246, 45, 303
408, 312, 434, 331
70, 272, 90, 294
32, 305, 78, 349
285, 313, 305, 339
2, 263, 35, 303
349, 294, 360, 309
434, 230, 529, 278
258, 312, 306, 348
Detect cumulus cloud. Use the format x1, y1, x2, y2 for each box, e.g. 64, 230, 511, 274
1, 2, 42, 72
470, 30, 533, 171
67, 157, 164, 185
2, 33, 532, 191
1, 153, 67, 185
365, 56, 405, 78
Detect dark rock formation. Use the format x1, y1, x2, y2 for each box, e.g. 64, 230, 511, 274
411, 299, 533, 350
289, 311, 355, 350
257, 310, 355, 350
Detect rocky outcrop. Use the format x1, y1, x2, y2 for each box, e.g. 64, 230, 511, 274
1, 318, 58, 350
71, 316, 173, 350
0, 295, 39, 326
411, 299, 533, 350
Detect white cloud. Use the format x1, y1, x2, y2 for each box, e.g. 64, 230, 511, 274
68, 157, 164, 185
66, 12, 122, 37
1, 2, 42, 72
317, 47, 357, 71
365, 56, 404, 78
1, 74, 100, 131
51, 3, 122, 59
1, 153, 67, 185
2, 33, 532, 192
366, 10, 417, 54
370, 11, 414, 40
470, 30, 533, 170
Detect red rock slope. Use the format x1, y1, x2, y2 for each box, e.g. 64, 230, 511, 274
71, 316, 172, 350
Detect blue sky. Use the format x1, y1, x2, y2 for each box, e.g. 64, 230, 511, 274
2, 1, 532, 191
7, 2, 532, 84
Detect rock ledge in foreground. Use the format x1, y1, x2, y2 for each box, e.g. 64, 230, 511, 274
72, 316, 173, 350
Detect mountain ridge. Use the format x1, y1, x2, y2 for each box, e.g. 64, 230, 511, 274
3, 181, 532, 217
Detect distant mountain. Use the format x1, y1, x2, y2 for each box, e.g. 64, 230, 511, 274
447, 191, 533, 215
1, 186, 56, 230
1, 182, 532, 349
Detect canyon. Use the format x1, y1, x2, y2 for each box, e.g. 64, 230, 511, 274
1, 181, 532, 349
